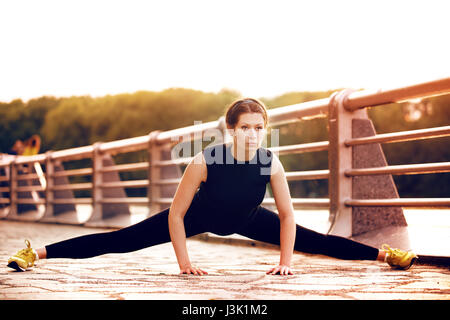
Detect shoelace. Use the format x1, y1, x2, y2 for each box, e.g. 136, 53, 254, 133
382, 244, 405, 260
381, 244, 392, 254
15, 240, 34, 261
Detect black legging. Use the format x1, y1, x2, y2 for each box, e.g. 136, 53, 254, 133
45, 203, 379, 261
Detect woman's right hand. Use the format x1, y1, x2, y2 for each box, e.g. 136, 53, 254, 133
179, 265, 208, 276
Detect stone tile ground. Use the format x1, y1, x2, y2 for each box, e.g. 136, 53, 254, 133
1, 221, 449, 300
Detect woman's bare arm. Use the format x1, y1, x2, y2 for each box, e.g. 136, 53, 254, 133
267, 153, 296, 275
168, 151, 208, 275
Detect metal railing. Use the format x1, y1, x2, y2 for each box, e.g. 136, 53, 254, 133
1, 77, 449, 235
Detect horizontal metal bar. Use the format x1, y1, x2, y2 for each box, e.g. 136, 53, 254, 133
0, 78, 448, 169
0, 154, 15, 166
50, 198, 93, 204
100, 162, 149, 173
270, 141, 329, 155
153, 178, 181, 185
16, 185, 45, 192
51, 183, 93, 191
267, 98, 330, 124
100, 180, 148, 189
15, 173, 40, 181
13, 154, 47, 165
290, 198, 331, 207
285, 170, 329, 181
0, 176, 9, 182
99, 136, 149, 154
0, 198, 10, 204
152, 197, 174, 204
345, 125, 450, 146
0, 186, 10, 192
345, 77, 450, 110
52, 168, 93, 177
96, 196, 330, 208
262, 197, 330, 208
50, 145, 94, 161
156, 121, 221, 145
154, 157, 193, 167
99, 197, 148, 204
346, 198, 450, 208
155, 142, 330, 167
345, 162, 450, 176
16, 198, 46, 204
154, 143, 330, 167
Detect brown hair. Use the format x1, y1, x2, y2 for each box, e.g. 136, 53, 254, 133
225, 98, 268, 129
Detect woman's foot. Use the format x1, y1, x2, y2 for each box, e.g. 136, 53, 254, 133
382, 244, 418, 270
7, 239, 38, 271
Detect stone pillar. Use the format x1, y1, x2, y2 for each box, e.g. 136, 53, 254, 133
148, 131, 162, 215
327, 89, 409, 249
351, 118, 407, 235
86, 144, 131, 227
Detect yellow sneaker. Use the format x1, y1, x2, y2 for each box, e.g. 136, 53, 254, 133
7, 239, 38, 271
382, 244, 418, 270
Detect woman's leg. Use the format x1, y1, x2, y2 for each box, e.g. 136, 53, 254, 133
236, 206, 380, 261
44, 206, 207, 259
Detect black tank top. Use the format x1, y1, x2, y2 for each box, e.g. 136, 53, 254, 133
191, 142, 273, 234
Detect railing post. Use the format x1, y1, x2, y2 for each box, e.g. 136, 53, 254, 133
91, 142, 103, 221
44, 151, 54, 218
327, 89, 365, 237
9, 159, 18, 218
148, 131, 162, 216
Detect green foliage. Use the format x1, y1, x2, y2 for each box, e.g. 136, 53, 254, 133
1, 88, 449, 198
0, 96, 61, 152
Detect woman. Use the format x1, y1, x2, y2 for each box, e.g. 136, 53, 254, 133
7, 98, 417, 275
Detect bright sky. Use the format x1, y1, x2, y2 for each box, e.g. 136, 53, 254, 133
1, 0, 449, 103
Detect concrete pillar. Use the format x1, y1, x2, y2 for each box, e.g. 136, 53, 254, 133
86, 144, 131, 227
351, 118, 407, 235
327, 89, 409, 249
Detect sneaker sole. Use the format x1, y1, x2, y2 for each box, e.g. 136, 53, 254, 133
401, 257, 418, 270
7, 261, 26, 272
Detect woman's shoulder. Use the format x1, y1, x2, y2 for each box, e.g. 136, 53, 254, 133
259, 145, 272, 157
257, 146, 273, 165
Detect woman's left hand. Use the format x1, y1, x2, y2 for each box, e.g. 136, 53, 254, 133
266, 264, 293, 275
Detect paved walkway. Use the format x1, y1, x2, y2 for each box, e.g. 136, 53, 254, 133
0, 220, 449, 300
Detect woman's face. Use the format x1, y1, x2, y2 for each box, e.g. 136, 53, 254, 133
230, 112, 267, 150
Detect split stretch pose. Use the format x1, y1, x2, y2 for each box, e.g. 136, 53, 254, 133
7, 98, 418, 275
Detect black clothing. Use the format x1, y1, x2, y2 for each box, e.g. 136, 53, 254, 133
45, 143, 378, 261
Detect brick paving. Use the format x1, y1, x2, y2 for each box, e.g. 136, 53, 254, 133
0, 220, 449, 300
